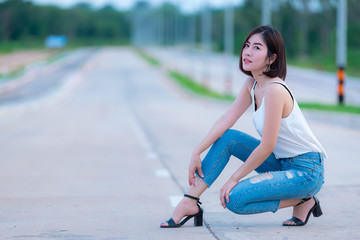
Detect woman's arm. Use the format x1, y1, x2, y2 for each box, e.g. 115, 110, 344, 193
220, 83, 288, 207
188, 77, 254, 186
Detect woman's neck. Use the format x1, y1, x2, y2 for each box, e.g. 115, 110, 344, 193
252, 72, 274, 87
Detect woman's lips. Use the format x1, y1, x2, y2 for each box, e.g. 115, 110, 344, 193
243, 58, 252, 64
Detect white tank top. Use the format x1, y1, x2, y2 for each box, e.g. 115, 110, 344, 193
251, 81, 327, 159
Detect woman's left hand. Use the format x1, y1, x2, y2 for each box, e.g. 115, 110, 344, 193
220, 177, 238, 208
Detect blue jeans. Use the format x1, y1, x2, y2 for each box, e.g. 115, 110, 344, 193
197, 129, 324, 214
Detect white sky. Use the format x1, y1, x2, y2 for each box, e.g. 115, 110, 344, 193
29, 0, 243, 12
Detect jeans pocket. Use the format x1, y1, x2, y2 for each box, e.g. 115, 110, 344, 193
288, 158, 314, 172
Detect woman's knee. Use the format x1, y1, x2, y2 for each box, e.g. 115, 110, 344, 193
226, 193, 247, 215
220, 129, 256, 146
221, 129, 240, 140
216, 129, 242, 147
211, 129, 237, 151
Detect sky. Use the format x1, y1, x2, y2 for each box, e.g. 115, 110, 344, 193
29, 0, 243, 12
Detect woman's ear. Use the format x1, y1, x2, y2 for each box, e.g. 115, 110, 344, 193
269, 54, 277, 65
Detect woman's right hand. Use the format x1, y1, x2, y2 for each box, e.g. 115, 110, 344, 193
188, 152, 204, 187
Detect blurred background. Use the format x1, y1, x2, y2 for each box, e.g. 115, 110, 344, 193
0, 0, 359, 79
1, 1, 360, 238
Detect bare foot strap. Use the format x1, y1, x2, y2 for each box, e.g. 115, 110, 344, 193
184, 194, 202, 205
296, 197, 311, 206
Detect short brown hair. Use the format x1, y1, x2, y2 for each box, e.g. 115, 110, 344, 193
239, 26, 287, 80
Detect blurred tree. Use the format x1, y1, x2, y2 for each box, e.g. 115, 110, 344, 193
348, 0, 360, 48
233, 0, 261, 54
299, 0, 309, 57
0, 0, 359, 75
0, 0, 130, 47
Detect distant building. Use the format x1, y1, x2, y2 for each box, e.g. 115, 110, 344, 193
45, 35, 67, 48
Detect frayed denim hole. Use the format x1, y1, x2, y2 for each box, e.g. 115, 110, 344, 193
194, 171, 210, 187
232, 171, 314, 210
250, 172, 273, 184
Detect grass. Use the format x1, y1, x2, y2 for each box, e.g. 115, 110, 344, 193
298, 102, 360, 114
134, 48, 233, 101
0, 67, 26, 81
169, 70, 360, 114
288, 48, 360, 78
0, 39, 44, 53
135, 48, 360, 115
0, 48, 67, 80
0, 38, 129, 54
0, 37, 125, 79
134, 48, 161, 66
168, 71, 235, 101
66, 38, 129, 49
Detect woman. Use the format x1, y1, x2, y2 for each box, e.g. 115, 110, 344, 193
160, 25, 326, 228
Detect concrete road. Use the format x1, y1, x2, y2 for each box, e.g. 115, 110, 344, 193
0, 47, 359, 240
0, 48, 98, 106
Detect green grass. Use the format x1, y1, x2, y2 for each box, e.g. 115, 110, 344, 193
288, 48, 360, 78
0, 37, 122, 79
66, 38, 129, 49
0, 39, 45, 53
0, 48, 66, 80
0, 38, 129, 54
134, 48, 161, 66
168, 71, 235, 101
288, 55, 335, 72
298, 102, 360, 114
136, 48, 360, 115
170, 68, 360, 114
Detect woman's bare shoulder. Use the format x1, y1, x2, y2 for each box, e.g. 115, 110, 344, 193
244, 76, 255, 91
265, 80, 291, 102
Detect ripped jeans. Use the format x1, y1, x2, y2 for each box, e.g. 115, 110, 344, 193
197, 129, 324, 214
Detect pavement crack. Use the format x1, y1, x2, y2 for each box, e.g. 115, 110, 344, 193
128, 107, 221, 240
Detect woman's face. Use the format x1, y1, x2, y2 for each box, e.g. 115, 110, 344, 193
242, 33, 269, 73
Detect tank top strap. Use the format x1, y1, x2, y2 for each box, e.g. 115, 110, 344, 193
268, 81, 294, 101
252, 81, 257, 90
251, 81, 258, 111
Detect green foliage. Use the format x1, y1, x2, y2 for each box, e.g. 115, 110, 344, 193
0, 0, 359, 78
0, 39, 44, 53
0, 0, 130, 50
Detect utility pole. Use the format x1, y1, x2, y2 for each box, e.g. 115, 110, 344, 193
337, 0, 347, 105
224, 3, 234, 95
261, 0, 272, 26
186, 12, 196, 78
201, 4, 211, 88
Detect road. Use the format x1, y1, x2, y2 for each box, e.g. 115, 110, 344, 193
0, 48, 98, 106
0, 47, 359, 239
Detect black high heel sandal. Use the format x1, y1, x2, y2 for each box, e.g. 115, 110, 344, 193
160, 194, 203, 228
283, 196, 323, 226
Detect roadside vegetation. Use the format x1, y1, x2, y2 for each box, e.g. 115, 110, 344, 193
1, 0, 360, 78
1, 0, 359, 110
136, 48, 360, 115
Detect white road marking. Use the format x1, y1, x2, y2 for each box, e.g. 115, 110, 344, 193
147, 151, 159, 160
155, 168, 170, 178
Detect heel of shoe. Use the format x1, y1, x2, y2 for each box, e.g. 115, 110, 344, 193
313, 203, 323, 217
194, 212, 203, 226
